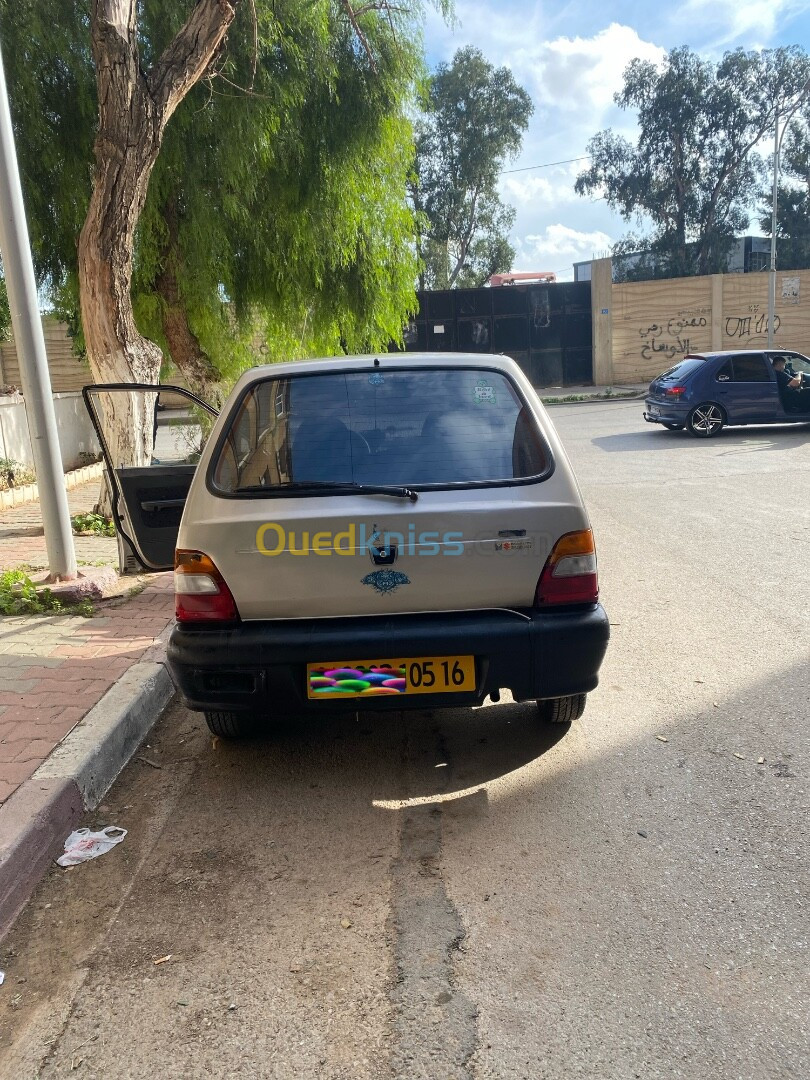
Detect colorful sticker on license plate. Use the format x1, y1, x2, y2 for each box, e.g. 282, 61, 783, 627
306, 656, 476, 699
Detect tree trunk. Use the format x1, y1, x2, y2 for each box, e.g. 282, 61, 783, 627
155, 199, 225, 408
77, 0, 237, 508
158, 268, 225, 407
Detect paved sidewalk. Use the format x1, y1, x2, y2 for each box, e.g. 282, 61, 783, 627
0, 482, 178, 936
0, 478, 116, 571
0, 478, 176, 807
0, 575, 174, 805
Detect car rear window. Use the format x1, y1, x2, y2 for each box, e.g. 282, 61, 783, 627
211, 368, 550, 492
658, 357, 705, 381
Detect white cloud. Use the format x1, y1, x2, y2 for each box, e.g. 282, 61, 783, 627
423, 12, 665, 126
500, 159, 584, 210
513, 23, 665, 122
502, 174, 558, 205
422, 1, 545, 66
674, 0, 810, 48
516, 224, 615, 269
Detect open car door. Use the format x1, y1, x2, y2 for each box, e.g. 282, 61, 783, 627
83, 384, 218, 572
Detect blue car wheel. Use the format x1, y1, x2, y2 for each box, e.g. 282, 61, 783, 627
687, 403, 725, 438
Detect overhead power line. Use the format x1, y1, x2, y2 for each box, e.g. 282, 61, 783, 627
501, 155, 589, 175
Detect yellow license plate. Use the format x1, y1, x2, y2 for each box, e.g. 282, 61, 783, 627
306, 656, 476, 700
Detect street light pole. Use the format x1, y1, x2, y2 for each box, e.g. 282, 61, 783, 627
768, 109, 779, 347
767, 77, 810, 349
0, 39, 77, 579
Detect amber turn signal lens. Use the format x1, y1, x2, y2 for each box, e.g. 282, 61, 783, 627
535, 529, 599, 607
174, 549, 239, 623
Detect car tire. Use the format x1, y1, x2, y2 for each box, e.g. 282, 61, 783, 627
662, 422, 684, 431
687, 403, 725, 437
536, 694, 587, 724
204, 710, 259, 738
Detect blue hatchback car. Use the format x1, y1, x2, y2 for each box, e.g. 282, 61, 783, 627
643, 350, 810, 437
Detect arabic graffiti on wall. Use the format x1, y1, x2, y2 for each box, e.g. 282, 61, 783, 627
724, 305, 780, 343
638, 310, 709, 362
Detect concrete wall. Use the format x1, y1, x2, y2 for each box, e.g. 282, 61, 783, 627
599, 263, 810, 383
0, 392, 100, 471
0, 317, 89, 392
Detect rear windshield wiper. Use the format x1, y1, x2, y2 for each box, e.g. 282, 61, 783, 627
235, 481, 419, 502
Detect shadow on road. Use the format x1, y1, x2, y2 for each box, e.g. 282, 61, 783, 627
592, 423, 809, 453
225, 699, 568, 804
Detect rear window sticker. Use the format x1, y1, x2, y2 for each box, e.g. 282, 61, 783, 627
474, 378, 497, 405
368, 373, 385, 386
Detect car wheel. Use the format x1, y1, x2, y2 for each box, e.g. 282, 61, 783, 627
687, 403, 725, 437
536, 694, 587, 724
662, 422, 684, 431
204, 710, 259, 738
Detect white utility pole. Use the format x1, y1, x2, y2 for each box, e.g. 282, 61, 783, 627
767, 109, 779, 348
0, 39, 76, 579
768, 77, 810, 349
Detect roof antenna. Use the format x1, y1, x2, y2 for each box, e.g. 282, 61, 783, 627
373, 357, 380, 367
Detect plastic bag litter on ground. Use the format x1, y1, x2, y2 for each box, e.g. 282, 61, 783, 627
56, 826, 127, 867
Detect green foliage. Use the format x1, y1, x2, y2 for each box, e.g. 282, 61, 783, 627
576, 46, 810, 279
0, 1, 446, 386
410, 46, 533, 289
0, 2, 95, 297
0, 569, 92, 617
71, 512, 115, 537
0, 457, 36, 491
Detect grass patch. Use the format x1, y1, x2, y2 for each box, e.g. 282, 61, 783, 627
71, 512, 116, 537
0, 569, 93, 617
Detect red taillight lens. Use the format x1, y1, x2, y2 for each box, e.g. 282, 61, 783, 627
535, 529, 599, 607
665, 386, 686, 397
174, 550, 239, 623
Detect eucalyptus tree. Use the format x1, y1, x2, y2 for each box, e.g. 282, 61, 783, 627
576, 46, 810, 279
410, 46, 533, 289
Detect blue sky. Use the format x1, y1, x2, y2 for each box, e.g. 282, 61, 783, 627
421, 0, 810, 279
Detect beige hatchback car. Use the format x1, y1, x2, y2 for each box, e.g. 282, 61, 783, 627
86, 353, 609, 737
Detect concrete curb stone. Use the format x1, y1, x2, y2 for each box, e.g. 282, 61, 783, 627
0, 777, 83, 938
0, 461, 104, 511
0, 657, 175, 939
541, 390, 646, 406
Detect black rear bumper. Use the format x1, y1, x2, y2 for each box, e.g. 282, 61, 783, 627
643, 400, 688, 425
167, 605, 610, 714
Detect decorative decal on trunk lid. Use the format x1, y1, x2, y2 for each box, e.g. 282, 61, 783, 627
361, 570, 411, 595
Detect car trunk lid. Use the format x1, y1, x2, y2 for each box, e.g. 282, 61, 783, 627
186, 482, 589, 620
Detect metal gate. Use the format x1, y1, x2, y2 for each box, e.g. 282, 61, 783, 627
398, 282, 593, 387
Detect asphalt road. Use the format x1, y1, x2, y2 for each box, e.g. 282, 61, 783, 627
2, 403, 808, 1079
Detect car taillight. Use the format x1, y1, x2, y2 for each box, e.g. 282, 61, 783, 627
665, 386, 686, 397
174, 550, 239, 623
535, 529, 599, 607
